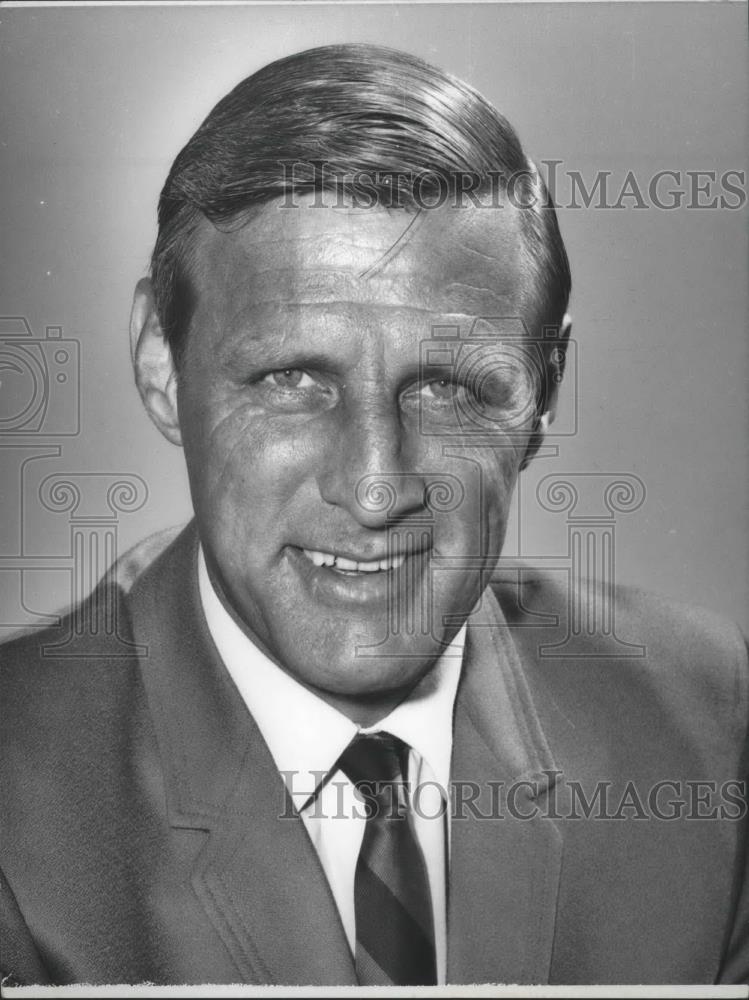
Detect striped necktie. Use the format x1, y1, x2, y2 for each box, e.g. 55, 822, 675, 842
337, 731, 437, 986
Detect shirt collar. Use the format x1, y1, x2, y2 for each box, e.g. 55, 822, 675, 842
362, 628, 464, 796
198, 546, 465, 805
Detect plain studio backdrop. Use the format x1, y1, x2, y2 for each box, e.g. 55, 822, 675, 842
0, 1, 746, 638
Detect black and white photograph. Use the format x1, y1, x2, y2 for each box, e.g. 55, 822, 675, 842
0, 0, 747, 992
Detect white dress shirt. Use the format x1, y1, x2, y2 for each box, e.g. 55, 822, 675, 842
197, 548, 465, 984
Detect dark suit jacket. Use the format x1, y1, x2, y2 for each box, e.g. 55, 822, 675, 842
1, 523, 747, 985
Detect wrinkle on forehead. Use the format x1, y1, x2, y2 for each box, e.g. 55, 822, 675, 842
191, 201, 530, 331
215, 270, 517, 330
358, 210, 426, 280
357, 203, 529, 307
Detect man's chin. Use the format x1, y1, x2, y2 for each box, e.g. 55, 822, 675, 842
297, 660, 438, 724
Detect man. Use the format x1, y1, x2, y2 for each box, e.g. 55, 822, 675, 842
1, 44, 747, 987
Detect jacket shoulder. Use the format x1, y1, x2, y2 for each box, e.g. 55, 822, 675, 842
489, 563, 749, 773
0, 586, 143, 754
0, 524, 188, 698
491, 561, 747, 667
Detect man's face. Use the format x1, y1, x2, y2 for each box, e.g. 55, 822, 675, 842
175, 198, 540, 710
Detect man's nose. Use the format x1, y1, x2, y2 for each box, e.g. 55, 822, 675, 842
316, 397, 426, 528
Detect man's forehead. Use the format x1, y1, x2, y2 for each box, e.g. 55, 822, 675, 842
190, 198, 529, 319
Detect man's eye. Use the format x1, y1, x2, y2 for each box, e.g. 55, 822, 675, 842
263, 369, 315, 390
422, 378, 458, 401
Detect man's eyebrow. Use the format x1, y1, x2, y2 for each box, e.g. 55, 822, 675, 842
217, 323, 346, 364
266, 350, 347, 373
224, 341, 350, 375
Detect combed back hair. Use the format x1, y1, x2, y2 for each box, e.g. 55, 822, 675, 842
151, 43, 571, 372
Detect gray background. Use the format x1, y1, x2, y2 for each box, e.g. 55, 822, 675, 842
0, 1, 747, 633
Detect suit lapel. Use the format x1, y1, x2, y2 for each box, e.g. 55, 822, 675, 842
447, 585, 563, 985
129, 524, 357, 985
128, 525, 561, 985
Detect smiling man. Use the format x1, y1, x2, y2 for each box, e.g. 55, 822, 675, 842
1, 45, 747, 987
141, 200, 541, 723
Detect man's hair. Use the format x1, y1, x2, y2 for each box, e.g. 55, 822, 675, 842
151, 43, 571, 370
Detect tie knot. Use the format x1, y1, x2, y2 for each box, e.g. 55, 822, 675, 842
338, 731, 408, 788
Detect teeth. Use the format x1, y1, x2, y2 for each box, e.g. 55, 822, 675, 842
358, 561, 380, 573
302, 549, 407, 573
335, 557, 358, 572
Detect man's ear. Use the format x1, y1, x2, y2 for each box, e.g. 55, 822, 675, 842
540, 312, 572, 429
520, 313, 572, 470
130, 277, 182, 446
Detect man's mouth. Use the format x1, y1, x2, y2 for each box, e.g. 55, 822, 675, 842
288, 539, 431, 608
301, 548, 406, 574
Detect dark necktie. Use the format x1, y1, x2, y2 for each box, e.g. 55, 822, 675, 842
337, 731, 438, 986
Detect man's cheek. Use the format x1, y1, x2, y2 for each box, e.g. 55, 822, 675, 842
441, 449, 515, 528
198, 409, 282, 485
213, 439, 313, 541
472, 445, 521, 501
